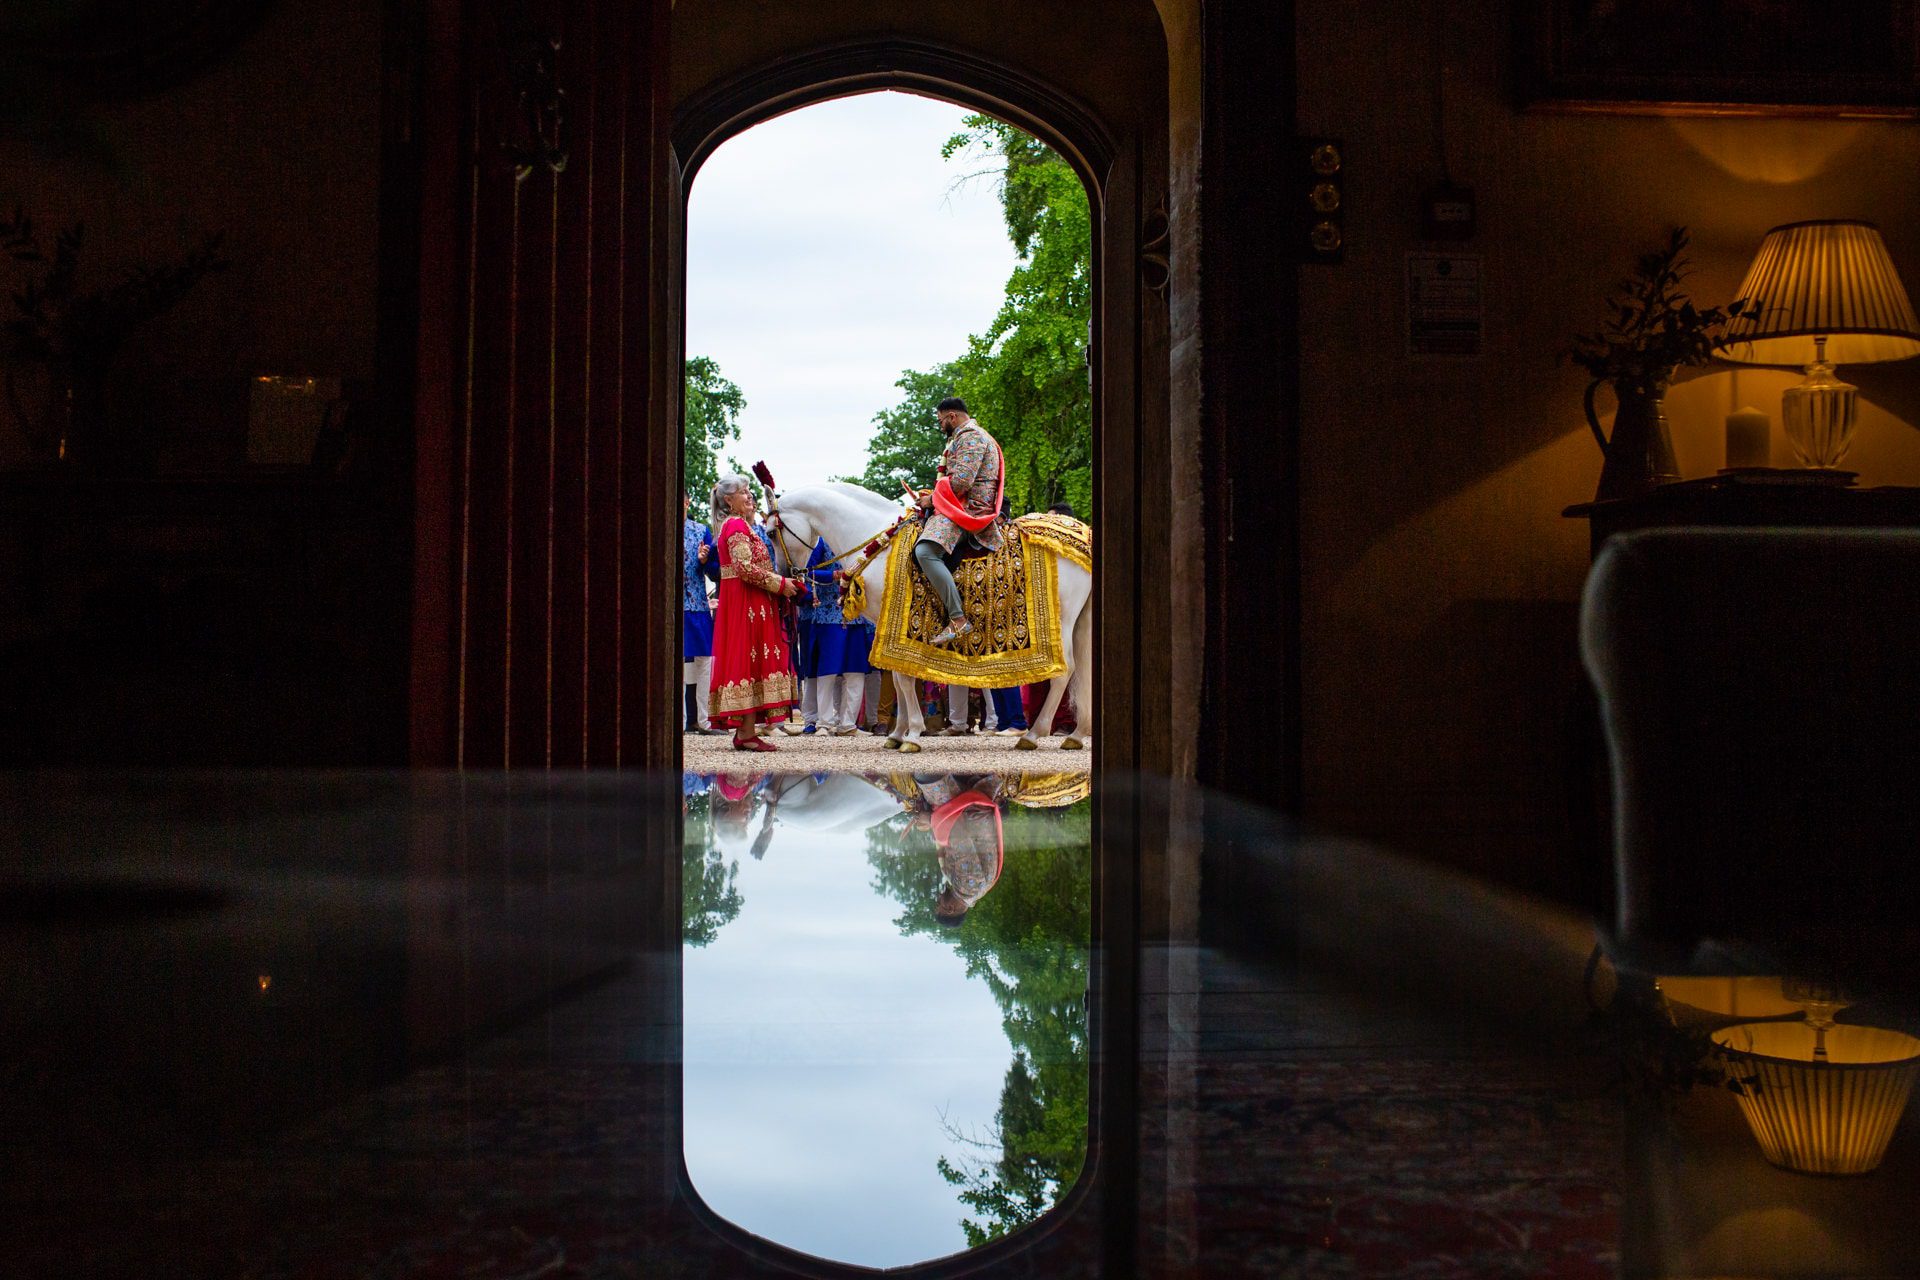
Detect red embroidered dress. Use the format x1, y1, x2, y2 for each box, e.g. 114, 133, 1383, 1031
711, 516, 799, 725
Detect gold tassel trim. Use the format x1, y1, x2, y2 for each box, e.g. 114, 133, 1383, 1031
841, 572, 868, 621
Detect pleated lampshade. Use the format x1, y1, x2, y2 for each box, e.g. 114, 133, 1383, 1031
1712, 1022, 1920, 1175
1716, 221, 1920, 367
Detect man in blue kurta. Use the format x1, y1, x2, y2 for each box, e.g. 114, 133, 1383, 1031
799, 535, 871, 735
682, 493, 722, 732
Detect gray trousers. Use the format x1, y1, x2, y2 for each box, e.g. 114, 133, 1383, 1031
913, 538, 965, 620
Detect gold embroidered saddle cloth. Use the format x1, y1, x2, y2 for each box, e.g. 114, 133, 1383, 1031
1002, 770, 1092, 810
868, 513, 1092, 688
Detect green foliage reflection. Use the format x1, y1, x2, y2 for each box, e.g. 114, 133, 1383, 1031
867, 796, 1092, 1246
681, 785, 744, 948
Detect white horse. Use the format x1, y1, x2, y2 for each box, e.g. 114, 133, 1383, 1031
769, 482, 1092, 754
763, 772, 908, 834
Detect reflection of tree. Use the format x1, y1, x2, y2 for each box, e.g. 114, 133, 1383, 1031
866, 795, 1092, 1246
682, 785, 744, 947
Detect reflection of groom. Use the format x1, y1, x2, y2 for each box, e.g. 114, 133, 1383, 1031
913, 774, 1005, 926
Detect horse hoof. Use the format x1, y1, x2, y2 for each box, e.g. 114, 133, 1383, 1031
1014, 736, 1039, 751
899, 740, 923, 755
882, 737, 902, 750
1061, 736, 1085, 751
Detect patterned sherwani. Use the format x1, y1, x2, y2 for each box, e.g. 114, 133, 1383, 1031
921, 418, 1004, 554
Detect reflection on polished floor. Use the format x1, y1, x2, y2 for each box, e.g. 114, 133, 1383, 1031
1, 772, 1915, 1277
682, 770, 1092, 1269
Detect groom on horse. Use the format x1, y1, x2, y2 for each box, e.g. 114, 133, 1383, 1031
913, 397, 1004, 647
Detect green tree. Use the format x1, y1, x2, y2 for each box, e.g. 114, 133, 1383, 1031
866, 796, 1093, 1246
684, 355, 746, 510
838, 364, 954, 495
847, 118, 1093, 518
943, 118, 1093, 519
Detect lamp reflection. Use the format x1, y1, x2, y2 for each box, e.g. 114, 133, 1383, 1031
1713, 1022, 1920, 1176
679, 769, 1091, 1269
1655, 975, 1802, 1027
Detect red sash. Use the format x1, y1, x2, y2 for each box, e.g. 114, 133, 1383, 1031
714, 774, 762, 802
930, 791, 1004, 852
931, 437, 1004, 533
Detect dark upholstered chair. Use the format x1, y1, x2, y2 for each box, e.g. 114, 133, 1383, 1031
1581, 528, 1920, 1006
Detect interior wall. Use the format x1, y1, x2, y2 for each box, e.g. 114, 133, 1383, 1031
1294, 0, 1920, 898
0, 0, 384, 469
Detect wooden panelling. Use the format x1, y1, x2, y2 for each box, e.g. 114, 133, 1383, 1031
546, 0, 593, 769
582, 0, 630, 767
412, 0, 667, 768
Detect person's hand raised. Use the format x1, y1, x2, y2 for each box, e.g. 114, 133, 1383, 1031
698, 543, 710, 563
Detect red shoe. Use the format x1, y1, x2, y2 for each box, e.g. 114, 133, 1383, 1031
732, 736, 776, 752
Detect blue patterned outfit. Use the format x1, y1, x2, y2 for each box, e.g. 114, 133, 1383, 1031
682, 518, 720, 658
799, 537, 872, 678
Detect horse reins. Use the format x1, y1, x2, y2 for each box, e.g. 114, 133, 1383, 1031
764, 493, 916, 622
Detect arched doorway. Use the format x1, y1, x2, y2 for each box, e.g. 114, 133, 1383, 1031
662, 24, 1168, 1274
667, 31, 1165, 774
675, 89, 1100, 1271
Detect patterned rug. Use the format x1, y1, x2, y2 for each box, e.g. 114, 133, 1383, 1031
7, 960, 1620, 1279
9, 1055, 1619, 1279
1144, 1055, 1621, 1279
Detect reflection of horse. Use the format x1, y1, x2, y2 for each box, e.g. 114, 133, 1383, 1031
764, 773, 907, 834
770, 482, 1092, 754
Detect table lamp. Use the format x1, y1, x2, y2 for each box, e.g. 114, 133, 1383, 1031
1714, 220, 1920, 469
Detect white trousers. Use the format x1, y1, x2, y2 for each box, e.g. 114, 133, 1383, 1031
836, 672, 865, 729
800, 678, 820, 727
807, 672, 869, 730
682, 657, 711, 728
947, 683, 997, 731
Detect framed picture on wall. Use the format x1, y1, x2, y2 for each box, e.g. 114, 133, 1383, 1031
1518, 1, 1920, 117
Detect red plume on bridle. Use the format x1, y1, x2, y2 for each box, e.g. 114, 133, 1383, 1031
752, 460, 778, 492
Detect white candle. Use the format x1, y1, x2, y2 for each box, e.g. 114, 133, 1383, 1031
1726, 406, 1771, 470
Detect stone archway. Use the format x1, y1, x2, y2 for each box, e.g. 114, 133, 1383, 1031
662, 30, 1172, 782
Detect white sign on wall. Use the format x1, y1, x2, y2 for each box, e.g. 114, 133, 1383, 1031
1406, 252, 1484, 358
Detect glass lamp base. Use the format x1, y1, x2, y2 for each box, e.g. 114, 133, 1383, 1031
1782, 358, 1858, 468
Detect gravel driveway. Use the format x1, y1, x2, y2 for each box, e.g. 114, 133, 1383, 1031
682, 727, 1090, 773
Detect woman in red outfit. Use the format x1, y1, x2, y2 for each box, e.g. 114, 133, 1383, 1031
709, 475, 802, 751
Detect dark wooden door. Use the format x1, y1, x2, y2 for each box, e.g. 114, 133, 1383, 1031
407, 0, 674, 768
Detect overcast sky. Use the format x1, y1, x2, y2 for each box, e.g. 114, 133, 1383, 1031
683, 802, 1008, 1268
685, 91, 1018, 494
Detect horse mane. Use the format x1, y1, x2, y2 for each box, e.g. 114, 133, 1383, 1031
815, 480, 898, 511
779, 480, 899, 523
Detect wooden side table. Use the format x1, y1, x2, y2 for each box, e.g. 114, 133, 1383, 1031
1565, 475, 1920, 558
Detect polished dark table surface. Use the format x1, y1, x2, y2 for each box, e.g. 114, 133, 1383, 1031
2, 771, 1915, 1279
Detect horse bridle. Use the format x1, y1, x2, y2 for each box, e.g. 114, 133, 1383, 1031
766, 494, 908, 598
764, 494, 817, 603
